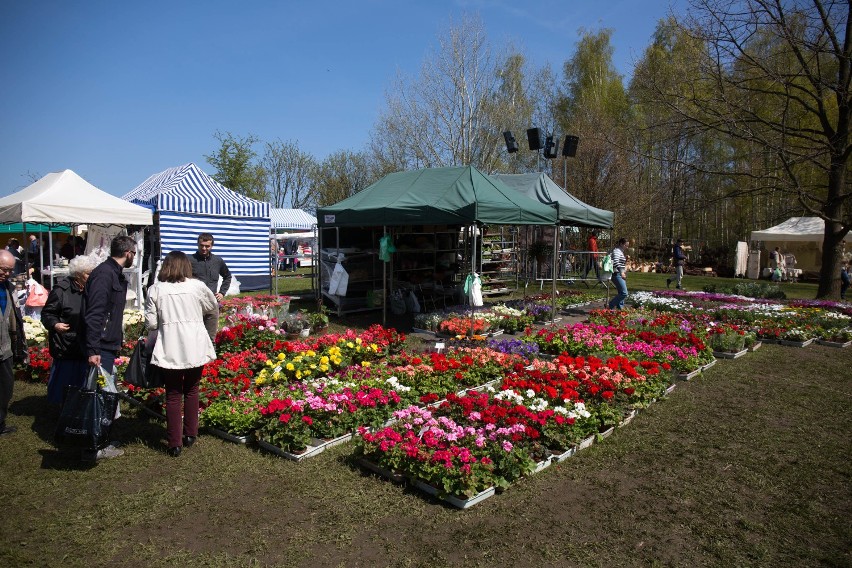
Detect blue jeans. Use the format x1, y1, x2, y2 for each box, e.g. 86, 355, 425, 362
609, 273, 628, 310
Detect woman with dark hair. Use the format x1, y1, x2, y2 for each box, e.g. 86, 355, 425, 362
145, 251, 218, 457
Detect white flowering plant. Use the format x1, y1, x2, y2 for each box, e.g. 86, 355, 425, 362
23, 317, 47, 346
123, 309, 146, 339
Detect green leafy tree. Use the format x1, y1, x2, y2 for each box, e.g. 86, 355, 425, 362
205, 131, 268, 201
311, 150, 373, 207
643, 0, 851, 297
555, 29, 634, 226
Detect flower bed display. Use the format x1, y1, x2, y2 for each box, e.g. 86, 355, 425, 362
100, 290, 852, 506
525, 320, 712, 373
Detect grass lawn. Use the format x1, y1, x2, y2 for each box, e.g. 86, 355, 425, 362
2, 274, 849, 567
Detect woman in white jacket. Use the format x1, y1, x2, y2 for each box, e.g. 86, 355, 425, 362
145, 251, 218, 457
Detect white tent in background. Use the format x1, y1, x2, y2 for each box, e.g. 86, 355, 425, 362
270, 208, 316, 232
0, 169, 152, 303
749, 216, 850, 278
0, 169, 153, 225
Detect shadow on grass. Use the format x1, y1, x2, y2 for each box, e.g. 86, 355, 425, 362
10, 390, 172, 463
10, 394, 59, 444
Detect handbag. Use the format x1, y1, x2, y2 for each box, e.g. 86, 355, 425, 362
123, 336, 163, 389
54, 367, 120, 451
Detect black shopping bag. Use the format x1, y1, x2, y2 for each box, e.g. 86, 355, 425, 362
54, 383, 120, 451
123, 335, 163, 389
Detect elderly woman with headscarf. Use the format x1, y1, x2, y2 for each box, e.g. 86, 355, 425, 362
42, 255, 98, 405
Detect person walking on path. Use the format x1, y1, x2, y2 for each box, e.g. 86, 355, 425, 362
188, 233, 231, 302
146, 251, 218, 457
667, 239, 687, 289
0, 250, 27, 437
842, 265, 851, 300
583, 231, 600, 281
41, 255, 97, 405
608, 238, 630, 310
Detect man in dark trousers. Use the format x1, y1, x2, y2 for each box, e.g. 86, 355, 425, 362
667, 239, 687, 289
80, 235, 136, 460
0, 249, 27, 437
189, 233, 231, 301
83, 236, 135, 373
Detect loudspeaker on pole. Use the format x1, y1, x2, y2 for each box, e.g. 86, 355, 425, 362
562, 135, 579, 157
526, 128, 543, 151
503, 131, 519, 153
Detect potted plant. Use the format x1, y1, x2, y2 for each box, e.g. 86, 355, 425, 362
305, 307, 330, 332
282, 313, 310, 339
527, 240, 549, 263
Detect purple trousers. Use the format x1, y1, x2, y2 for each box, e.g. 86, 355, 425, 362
162, 366, 202, 449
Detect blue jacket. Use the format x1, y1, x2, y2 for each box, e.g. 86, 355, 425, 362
82, 257, 128, 357
674, 244, 686, 266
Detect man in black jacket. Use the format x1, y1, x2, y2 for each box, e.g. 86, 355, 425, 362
0, 249, 27, 436
82, 235, 136, 373
189, 232, 231, 301
667, 239, 687, 290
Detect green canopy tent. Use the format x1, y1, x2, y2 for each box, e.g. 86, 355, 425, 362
317, 166, 558, 227
494, 172, 615, 294
317, 166, 558, 322
492, 173, 614, 229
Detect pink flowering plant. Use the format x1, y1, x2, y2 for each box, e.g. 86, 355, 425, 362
256, 396, 313, 452
356, 405, 533, 497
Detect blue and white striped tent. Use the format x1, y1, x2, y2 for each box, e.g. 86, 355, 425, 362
270, 208, 316, 231
123, 163, 271, 291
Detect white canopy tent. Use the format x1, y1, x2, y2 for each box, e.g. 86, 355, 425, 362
0, 169, 153, 304
270, 208, 316, 232
749, 217, 850, 278
0, 169, 153, 225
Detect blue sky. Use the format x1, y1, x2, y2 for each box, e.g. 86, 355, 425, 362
0, 0, 684, 198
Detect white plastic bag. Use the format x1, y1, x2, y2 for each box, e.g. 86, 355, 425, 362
328, 262, 349, 296
465, 273, 483, 307
98, 365, 121, 420
406, 291, 421, 313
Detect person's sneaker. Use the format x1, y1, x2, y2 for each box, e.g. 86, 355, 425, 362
95, 445, 124, 460
0, 425, 16, 436
666, 278, 671, 288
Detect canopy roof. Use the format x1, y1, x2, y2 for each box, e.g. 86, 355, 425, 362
0, 169, 153, 225
123, 163, 269, 218
493, 173, 614, 229
0, 223, 70, 233
271, 208, 316, 230
750, 217, 850, 242
317, 166, 557, 227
